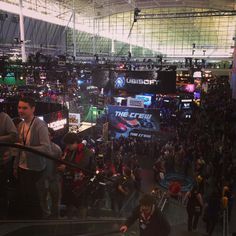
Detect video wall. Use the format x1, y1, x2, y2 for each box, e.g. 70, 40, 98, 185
108, 105, 160, 139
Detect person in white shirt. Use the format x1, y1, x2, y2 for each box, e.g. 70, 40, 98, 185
14, 97, 51, 219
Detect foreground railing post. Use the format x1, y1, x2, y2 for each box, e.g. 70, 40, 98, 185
223, 209, 226, 236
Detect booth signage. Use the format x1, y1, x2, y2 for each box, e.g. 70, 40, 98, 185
43, 110, 69, 135
48, 118, 67, 131
112, 70, 176, 94
108, 105, 160, 139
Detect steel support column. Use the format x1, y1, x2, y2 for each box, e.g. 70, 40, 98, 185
19, 0, 26, 62
72, 0, 76, 58
232, 40, 236, 99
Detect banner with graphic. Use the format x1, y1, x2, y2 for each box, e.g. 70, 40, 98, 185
111, 70, 176, 94
69, 113, 81, 126
108, 105, 160, 139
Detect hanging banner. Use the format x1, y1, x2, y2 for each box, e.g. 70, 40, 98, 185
111, 70, 176, 94
107, 105, 160, 139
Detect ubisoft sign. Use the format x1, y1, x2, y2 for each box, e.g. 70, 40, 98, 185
126, 78, 159, 85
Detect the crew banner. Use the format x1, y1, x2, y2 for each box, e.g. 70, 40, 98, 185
107, 105, 160, 139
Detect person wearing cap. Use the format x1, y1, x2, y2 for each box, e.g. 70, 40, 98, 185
58, 132, 92, 218
120, 194, 171, 236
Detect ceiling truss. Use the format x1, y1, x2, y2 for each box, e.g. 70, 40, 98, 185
137, 10, 236, 20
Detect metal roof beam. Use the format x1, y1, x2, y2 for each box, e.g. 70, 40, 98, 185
137, 10, 236, 19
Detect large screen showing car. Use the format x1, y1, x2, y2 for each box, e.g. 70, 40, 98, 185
107, 105, 160, 139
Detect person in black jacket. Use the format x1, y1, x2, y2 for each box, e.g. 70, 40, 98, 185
120, 194, 171, 236
184, 186, 204, 232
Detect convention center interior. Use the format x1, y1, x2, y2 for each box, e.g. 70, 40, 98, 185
0, 0, 236, 235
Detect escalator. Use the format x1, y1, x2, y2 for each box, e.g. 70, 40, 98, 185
0, 142, 229, 236
0, 142, 139, 236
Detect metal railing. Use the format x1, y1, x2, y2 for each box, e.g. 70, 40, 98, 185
0, 142, 95, 177
78, 230, 120, 236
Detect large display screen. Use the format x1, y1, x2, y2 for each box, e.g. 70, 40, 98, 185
135, 95, 152, 106
108, 105, 160, 139
177, 84, 195, 93
111, 70, 176, 94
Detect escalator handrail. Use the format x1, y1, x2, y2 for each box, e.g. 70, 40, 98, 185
78, 230, 121, 236
119, 190, 138, 214
0, 142, 113, 182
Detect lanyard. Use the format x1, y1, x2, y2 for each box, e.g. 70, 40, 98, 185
22, 117, 35, 146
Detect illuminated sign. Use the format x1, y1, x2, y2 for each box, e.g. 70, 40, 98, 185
48, 118, 67, 131
181, 99, 193, 102
193, 71, 202, 78
112, 70, 176, 94
129, 132, 152, 139
126, 78, 159, 85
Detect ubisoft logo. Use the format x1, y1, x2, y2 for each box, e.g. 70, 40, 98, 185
115, 76, 126, 89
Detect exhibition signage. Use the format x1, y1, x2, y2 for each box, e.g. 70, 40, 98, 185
48, 119, 67, 131
112, 70, 176, 94
44, 110, 68, 134
107, 105, 160, 139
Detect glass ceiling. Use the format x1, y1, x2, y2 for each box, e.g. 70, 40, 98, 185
0, 0, 236, 57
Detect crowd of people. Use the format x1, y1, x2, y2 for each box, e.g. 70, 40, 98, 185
0, 76, 235, 235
